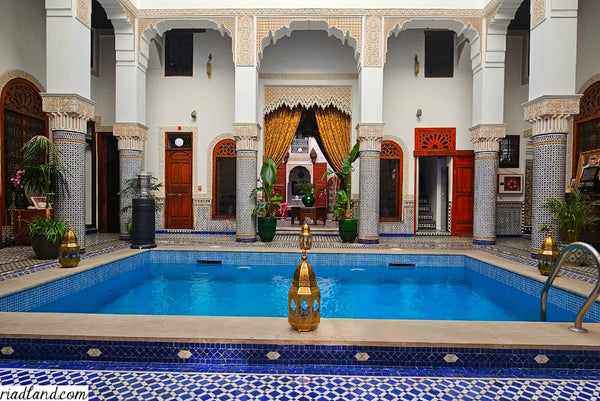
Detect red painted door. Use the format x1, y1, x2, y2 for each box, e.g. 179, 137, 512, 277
451, 154, 474, 236
274, 162, 287, 203
313, 163, 328, 208
166, 148, 193, 229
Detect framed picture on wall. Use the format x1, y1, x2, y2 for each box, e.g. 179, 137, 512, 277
498, 174, 523, 194
575, 149, 600, 191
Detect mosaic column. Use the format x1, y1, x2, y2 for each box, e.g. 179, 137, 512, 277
234, 123, 260, 242
524, 96, 581, 257
357, 123, 384, 244
469, 125, 505, 245
41, 94, 95, 250
114, 124, 148, 240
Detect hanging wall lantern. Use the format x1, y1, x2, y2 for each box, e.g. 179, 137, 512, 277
538, 231, 559, 276
288, 222, 321, 331
59, 226, 80, 268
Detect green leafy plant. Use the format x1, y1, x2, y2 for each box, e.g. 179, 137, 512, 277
250, 158, 282, 218
298, 180, 314, 195
322, 140, 360, 219
28, 217, 68, 244
21, 135, 69, 202
544, 188, 600, 243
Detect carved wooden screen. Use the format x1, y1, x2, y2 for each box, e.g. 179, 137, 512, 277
574, 81, 600, 175
1, 78, 47, 225
415, 127, 456, 152
212, 139, 236, 218
380, 141, 403, 221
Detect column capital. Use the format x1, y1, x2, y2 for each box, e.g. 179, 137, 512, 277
114, 123, 148, 151
233, 123, 261, 151
356, 123, 384, 152
523, 95, 582, 136
469, 124, 506, 152
41, 93, 95, 132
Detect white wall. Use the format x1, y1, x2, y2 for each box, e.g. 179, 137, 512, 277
145, 29, 235, 196
91, 34, 116, 125
576, 0, 600, 91
0, 0, 46, 87
384, 29, 474, 197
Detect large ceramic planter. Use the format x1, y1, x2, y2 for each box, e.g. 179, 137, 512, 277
302, 193, 316, 207
30, 233, 59, 260
338, 218, 358, 243
257, 216, 277, 242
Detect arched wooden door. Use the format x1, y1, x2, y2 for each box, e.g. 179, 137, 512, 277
1, 78, 47, 225
165, 133, 193, 229
380, 141, 403, 220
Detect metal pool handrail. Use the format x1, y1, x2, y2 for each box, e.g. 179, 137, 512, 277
540, 242, 600, 333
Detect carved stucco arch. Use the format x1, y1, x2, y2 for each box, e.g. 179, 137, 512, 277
385, 18, 482, 72
485, 0, 523, 68
257, 19, 361, 64
263, 86, 352, 116
0, 70, 45, 97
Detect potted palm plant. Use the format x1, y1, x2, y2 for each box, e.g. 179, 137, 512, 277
322, 140, 360, 243
250, 158, 282, 242
544, 188, 600, 264
21, 135, 70, 259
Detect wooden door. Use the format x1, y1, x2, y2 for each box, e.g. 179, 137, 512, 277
274, 162, 287, 203
451, 153, 474, 236
97, 131, 120, 232
165, 134, 193, 229
313, 163, 328, 208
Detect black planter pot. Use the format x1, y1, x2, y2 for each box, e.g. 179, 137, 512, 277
339, 218, 358, 243
257, 216, 277, 242
302, 193, 316, 207
30, 233, 59, 260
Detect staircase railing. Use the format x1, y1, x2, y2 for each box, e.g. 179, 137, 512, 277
540, 242, 600, 333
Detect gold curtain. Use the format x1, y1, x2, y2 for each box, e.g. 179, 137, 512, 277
314, 106, 351, 172
263, 106, 302, 165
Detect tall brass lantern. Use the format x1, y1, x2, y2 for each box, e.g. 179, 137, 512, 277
59, 226, 81, 268
538, 231, 559, 276
288, 222, 321, 331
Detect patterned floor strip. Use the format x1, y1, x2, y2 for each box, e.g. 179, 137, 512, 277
1, 365, 600, 401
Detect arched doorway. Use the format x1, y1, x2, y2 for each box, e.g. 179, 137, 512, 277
379, 141, 403, 221
212, 139, 236, 218
1, 78, 47, 225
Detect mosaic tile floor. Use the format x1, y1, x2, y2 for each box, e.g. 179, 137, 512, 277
1, 362, 599, 401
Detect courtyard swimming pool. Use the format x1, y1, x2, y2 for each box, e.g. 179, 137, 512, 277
2, 250, 598, 323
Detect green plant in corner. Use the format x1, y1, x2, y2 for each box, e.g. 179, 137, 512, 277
250, 158, 282, 219
321, 140, 360, 219
544, 188, 600, 244
29, 217, 68, 244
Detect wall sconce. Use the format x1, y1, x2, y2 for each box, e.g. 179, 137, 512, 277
191, 110, 197, 120
414, 54, 419, 76
416, 109, 422, 119
206, 53, 212, 78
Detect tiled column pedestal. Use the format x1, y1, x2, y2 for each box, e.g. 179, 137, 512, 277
357, 124, 384, 244
524, 96, 580, 257
470, 125, 505, 245
234, 124, 260, 242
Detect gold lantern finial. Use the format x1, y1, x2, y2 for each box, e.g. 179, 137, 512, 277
538, 230, 559, 276
59, 225, 81, 268
288, 222, 320, 332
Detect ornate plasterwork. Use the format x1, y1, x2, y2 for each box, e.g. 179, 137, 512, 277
531, 0, 546, 28
0, 70, 45, 97
41, 94, 95, 133
485, 3, 501, 34
237, 15, 255, 66
524, 96, 581, 136
259, 73, 358, 80
77, 0, 91, 29
264, 86, 352, 116
114, 123, 148, 151
256, 17, 362, 56
233, 123, 261, 151
357, 123, 384, 152
469, 124, 506, 152
364, 15, 383, 67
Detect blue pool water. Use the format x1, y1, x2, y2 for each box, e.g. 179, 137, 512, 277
32, 260, 576, 321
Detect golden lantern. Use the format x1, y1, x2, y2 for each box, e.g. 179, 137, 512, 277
59, 226, 80, 268
288, 221, 320, 331
538, 231, 559, 276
